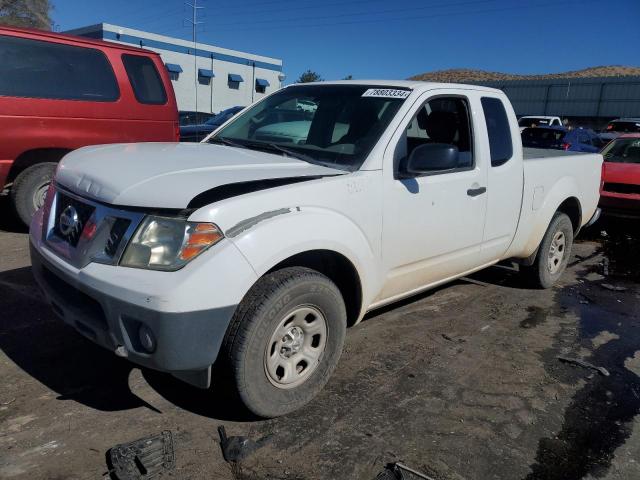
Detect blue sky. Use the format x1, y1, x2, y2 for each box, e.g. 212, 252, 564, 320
54, 0, 640, 82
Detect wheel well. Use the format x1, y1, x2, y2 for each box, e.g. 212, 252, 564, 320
268, 250, 363, 327
557, 197, 582, 233
8, 148, 71, 183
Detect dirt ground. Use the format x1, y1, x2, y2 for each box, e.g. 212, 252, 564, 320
1, 198, 640, 480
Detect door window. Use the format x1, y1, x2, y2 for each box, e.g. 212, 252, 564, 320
401, 96, 474, 172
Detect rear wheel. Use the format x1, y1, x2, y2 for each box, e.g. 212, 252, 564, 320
10, 163, 57, 226
220, 267, 347, 418
522, 212, 574, 288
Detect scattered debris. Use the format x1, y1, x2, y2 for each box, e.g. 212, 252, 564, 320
601, 283, 627, 292
0, 397, 16, 406
375, 462, 436, 480
107, 431, 175, 480
441, 333, 465, 343
558, 356, 610, 377
217, 425, 272, 463
480, 325, 490, 332
603, 257, 610, 275
578, 291, 596, 304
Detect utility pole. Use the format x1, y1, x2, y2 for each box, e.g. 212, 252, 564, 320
185, 0, 204, 113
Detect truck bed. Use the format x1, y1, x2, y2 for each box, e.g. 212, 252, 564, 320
506, 149, 602, 260
523, 147, 589, 159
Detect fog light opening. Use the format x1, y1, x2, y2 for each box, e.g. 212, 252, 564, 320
138, 324, 157, 353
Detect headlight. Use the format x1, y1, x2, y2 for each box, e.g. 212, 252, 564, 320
120, 216, 223, 271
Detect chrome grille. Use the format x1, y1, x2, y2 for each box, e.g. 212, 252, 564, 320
44, 186, 145, 268
53, 193, 95, 247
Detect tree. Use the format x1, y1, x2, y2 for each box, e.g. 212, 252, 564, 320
0, 0, 52, 30
296, 70, 323, 83
342, 75, 353, 80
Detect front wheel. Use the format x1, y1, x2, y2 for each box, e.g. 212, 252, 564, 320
10, 162, 57, 226
522, 212, 574, 289
220, 267, 347, 417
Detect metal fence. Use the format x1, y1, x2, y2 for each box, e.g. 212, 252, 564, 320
473, 76, 640, 119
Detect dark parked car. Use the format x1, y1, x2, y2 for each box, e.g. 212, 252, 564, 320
178, 110, 214, 126
179, 106, 244, 142
521, 126, 603, 152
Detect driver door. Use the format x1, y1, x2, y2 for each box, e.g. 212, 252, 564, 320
378, 91, 489, 302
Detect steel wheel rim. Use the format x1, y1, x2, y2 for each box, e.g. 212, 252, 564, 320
547, 231, 566, 274
33, 183, 49, 211
264, 305, 328, 389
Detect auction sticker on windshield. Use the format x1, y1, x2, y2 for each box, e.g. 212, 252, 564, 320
362, 89, 411, 99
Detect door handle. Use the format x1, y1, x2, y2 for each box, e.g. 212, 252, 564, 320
467, 186, 487, 197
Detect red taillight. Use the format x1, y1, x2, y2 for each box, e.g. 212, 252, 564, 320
561, 143, 571, 150
174, 121, 180, 142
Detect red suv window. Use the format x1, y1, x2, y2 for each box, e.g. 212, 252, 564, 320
121, 54, 167, 105
0, 34, 119, 102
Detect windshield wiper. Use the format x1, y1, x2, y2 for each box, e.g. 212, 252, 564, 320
208, 137, 247, 149
262, 143, 319, 164
238, 141, 320, 164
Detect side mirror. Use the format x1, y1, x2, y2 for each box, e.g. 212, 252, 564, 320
406, 143, 460, 176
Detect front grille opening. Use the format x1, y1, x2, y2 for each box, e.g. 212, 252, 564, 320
41, 266, 108, 331
105, 218, 131, 258
53, 193, 96, 247
603, 183, 640, 195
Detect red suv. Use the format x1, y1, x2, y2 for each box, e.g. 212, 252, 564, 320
0, 26, 179, 225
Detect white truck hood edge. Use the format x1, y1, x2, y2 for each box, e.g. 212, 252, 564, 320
55, 142, 346, 209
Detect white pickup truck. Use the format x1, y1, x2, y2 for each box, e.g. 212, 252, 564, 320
30, 81, 602, 417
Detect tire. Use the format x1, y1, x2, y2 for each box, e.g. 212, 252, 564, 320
220, 267, 347, 418
522, 212, 574, 289
10, 162, 57, 226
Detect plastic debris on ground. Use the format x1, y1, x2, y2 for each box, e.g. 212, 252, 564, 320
107, 430, 175, 480
217, 425, 273, 463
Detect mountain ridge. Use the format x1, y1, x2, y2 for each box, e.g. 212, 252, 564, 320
409, 66, 640, 83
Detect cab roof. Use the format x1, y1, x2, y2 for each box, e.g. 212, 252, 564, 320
288, 79, 504, 95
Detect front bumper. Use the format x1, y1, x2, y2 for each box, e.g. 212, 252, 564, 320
29, 204, 257, 388
30, 243, 235, 387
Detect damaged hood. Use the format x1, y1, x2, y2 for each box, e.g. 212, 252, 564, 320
55, 142, 346, 209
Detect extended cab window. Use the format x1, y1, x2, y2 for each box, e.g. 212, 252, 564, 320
482, 97, 513, 167
399, 96, 473, 172
0, 34, 119, 101
122, 54, 167, 105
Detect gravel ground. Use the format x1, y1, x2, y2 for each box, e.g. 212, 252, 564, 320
1, 199, 639, 480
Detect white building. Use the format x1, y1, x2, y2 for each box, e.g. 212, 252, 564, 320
66, 23, 284, 114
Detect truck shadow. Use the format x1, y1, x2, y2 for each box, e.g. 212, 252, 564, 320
0, 266, 253, 421
0, 196, 28, 234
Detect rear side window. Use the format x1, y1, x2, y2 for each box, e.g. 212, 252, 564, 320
0, 34, 119, 101
481, 97, 513, 167
121, 54, 167, 105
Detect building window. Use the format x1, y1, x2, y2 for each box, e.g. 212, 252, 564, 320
228, 73, 243, 90
255, 78, 269, 94
165, 63, 183, 82
198, 68, 214, 85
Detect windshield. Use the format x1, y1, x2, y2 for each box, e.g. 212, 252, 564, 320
606, 121, 640, 133
208, 84, 409, 171
519, 117, 551, 128
521, 127, 566, 147
602, 138, 640, 164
